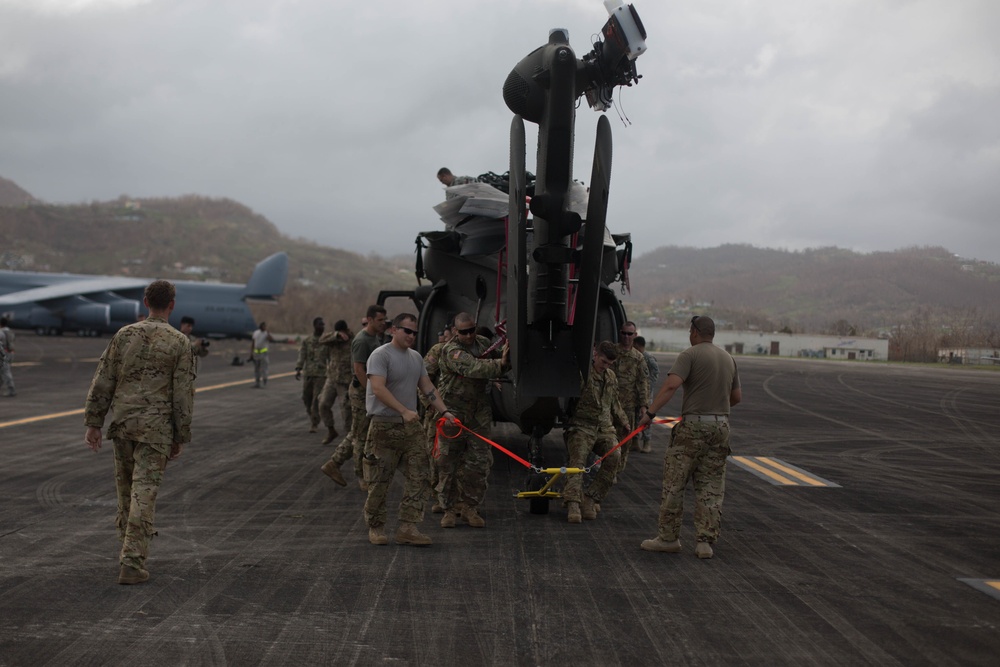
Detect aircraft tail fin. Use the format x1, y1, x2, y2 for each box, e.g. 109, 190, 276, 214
244, 252, 288, 300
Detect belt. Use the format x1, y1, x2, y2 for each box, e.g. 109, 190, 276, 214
370, 414, 404, 424
682, 414, 729, 423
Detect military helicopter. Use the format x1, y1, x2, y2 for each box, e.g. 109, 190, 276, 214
379, 0, 647, 485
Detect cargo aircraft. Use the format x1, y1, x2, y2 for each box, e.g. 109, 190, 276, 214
0, 252, 287, 339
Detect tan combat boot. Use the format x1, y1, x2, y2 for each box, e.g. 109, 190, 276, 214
460, 507, 485, 528
396, 522, 432, 546
369, 526, 388, 545
695, 542, 714, 559
640, 537, 681, 553
567, 502, 582, 524
581, 496, 597, 520
118, 565, 150, 585
320, 460, 347, 486
440, 510, 457, 528
321, 427, 338, 445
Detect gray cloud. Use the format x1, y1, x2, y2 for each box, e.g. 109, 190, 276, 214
2, 0, 998, 262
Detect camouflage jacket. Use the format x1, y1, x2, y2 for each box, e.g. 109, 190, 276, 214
319, 329, 354, 385
84, 316, 195, 448
641, 350, 659, 399
613, 345, 650, 414
568, 366, 630, 434
296, 334, 329, 378
437, 336, 506, 421
424, 341, 447, 385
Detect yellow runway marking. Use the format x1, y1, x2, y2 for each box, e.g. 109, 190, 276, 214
755, 456, 828, 487
729, 456, 840, 487
0, 372, 297, 429
960, 579, 1000, 601
730, 456, 796, 485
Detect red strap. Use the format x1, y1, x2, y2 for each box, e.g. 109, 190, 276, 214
591, 417, 682, 467
434, 417, 532, 469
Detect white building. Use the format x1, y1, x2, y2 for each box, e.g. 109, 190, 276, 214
640, 328, 889, 361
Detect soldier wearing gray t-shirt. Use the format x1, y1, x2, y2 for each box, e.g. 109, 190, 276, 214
360, 313, 454, 548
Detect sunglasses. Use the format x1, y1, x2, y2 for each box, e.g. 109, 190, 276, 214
456, 326, 477, 335
398, 326, 418, 336
619, 331, 636, 337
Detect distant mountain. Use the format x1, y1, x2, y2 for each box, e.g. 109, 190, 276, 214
628, 244, 1000, 337
0, 176, 39, 206
3, 175, 997, 346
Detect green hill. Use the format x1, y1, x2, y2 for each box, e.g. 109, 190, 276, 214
627, 244, 1000, 345
0, 193, 413, 332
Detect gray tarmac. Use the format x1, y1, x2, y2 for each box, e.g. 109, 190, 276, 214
1, 335, 998, 666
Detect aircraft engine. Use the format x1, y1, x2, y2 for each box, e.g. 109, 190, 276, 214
63, 302, 111, 329
105, 299, 140, 322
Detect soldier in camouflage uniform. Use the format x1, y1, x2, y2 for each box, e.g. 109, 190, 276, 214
84, 280, 195, 585
321, 305, 387, 490
563, 341, 631, 523
179, 316, 210, 378
421, 321, 454, 512
434, 313, 509, 529
295, 317, 329, 433
638, 316, 742, 559
634, 335, 659, 453
317, 319, 354, 445
612, 321, 650, 471
0, 316, 15, 397
362, 313, 455, 546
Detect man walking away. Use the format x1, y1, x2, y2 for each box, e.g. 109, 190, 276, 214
84, 280, 195, 584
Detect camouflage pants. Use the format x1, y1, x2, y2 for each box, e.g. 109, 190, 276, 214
113, 438, 169, 569
615, 405, 640, 474
330, 384, 371, 478
434, 417, 493, 511
656, 421, 731, 544
319, 380, 352, 433
301, 376, 326, 427
563, 427, 621, 504
0, 356, 13, 395
252, 354, 269, 385
423, 410, 443, 495
363, 420, 429, 528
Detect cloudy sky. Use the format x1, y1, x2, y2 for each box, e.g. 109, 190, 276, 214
1, 0, 998, 262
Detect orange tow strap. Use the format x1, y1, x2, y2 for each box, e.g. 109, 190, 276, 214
434, 417, 533, 469
433, 416, 682, 473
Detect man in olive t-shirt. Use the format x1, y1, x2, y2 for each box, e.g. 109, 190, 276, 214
637, 315, 742, 559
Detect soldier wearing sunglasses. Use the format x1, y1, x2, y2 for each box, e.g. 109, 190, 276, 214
435, 312, 510, 529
